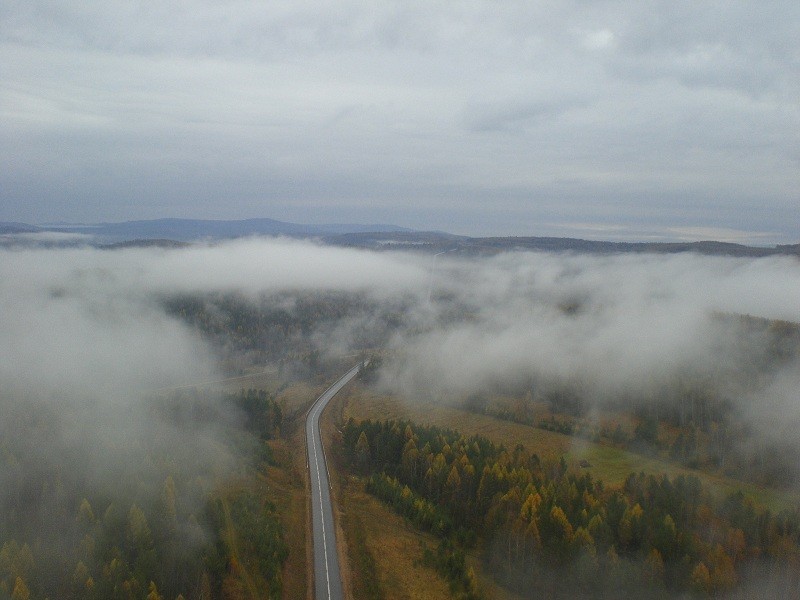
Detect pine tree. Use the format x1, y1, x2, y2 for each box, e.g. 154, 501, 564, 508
127, 505, 154, 552
355, 431, 372, 473
691, 562, 712, 595
161, 476, 178, 535
643, 548, 665, 586
146, 581, 163, 600
198, 572, 212, 600
445, 465, 462, 503
10, 577, 30, 600
77, 498, 96, 529
127, 505, 157, 580
72, 561, 90, 595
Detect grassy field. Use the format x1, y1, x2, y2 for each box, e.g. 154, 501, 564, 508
342, 385, 799, 511
339, 476, 456, 600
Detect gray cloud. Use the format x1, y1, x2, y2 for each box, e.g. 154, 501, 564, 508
1, 1, 798, 240
465, 94, 593, 133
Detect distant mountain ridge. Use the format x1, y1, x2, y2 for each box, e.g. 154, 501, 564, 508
2, 217, 413, 242
325, 231, 800, 258
1, 219, 798, 258
0, 222, 40, 234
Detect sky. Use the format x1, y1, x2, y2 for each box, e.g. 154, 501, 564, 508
1, 1, 798, 243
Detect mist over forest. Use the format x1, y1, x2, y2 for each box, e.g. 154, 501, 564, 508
4, 238, 800, 483
384, 251, 800, 447
1, 237, 800, 598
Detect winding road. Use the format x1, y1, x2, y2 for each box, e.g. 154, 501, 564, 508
306, 363, 363, 600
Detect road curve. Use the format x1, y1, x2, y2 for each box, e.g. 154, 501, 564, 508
306, 363, 362, 600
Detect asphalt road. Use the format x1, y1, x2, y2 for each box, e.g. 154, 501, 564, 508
306, 363, 362, 600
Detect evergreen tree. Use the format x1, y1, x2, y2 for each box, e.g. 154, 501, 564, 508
10, 578, 29, 600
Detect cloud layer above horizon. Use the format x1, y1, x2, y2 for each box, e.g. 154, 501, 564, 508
1, 1, 799, 242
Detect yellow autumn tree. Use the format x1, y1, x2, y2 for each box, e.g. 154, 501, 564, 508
11, 577, 30, 600
147, 581, 163, 600
643, 548, 665, 586
691, 562, 712, 596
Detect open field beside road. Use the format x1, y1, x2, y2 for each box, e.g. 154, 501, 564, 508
340, 475, 455, 600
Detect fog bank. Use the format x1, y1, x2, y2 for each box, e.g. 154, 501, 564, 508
2, 239, 800, 495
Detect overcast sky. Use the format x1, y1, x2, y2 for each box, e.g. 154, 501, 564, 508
1, 1, 798, 242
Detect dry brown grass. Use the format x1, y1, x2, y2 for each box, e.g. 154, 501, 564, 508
340, 476, 456, 600
276, 381, 327, 415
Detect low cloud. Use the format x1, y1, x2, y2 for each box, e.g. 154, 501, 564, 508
383, 251, 800, 443
0, 237, 431, 422
2, 240, 800, 497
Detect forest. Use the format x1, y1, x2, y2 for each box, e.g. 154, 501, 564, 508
0, 389, 286, 600
162, 290, 414, 375
343, 418, 800, 598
